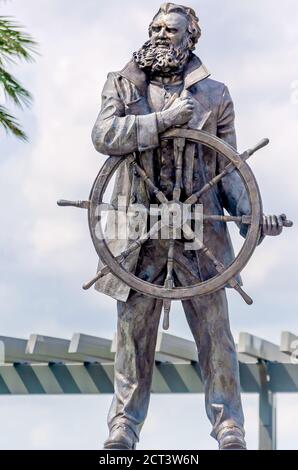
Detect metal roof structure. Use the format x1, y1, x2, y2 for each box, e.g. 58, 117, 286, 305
1, 330, 298, 450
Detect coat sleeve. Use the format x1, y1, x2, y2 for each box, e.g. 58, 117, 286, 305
216, 85, 250, 238
91, 72, 160, 156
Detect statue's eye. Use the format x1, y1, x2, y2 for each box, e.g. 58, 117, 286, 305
166, 27, 178, 34
152, 26, 161, 33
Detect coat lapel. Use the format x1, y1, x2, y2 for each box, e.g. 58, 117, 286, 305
187, 96, 212, 131
119, 59, 148, 95
119, 53, 212, 127
183, 55, 212, 130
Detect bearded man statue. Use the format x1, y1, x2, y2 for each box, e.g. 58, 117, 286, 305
91, 2, 284, 450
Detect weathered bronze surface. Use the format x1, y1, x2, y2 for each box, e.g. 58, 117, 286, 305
58, 2, 292, 450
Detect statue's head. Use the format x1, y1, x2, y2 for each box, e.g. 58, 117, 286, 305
133, 3, 201, 76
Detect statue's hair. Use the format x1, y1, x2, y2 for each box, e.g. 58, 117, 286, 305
148, 3, 201, 51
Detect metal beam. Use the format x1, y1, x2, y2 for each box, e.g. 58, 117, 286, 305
1, 362, 297, 395
267, 363, 298, 392
0, 362, 206, 395
111, 332, 257, 364
258, 361, 277, 450
3, 362, 295, 395
0, 334, 119, 364
238, 332, 291, 363
0, 336, 41, 364
110, 332, 187, 363
280, 331, 298, 359
236, 348, 257, 364
154, 332, 256, 364
0, 333, 259, 365
69, 333, 114, 362
26, 334, 100, 363
155, 332, 197, 363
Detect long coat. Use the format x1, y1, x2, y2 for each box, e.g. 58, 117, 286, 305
91, 54, 250, 302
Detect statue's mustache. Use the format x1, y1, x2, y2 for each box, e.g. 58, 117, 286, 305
154, 39, 171, 46
133, 38, 190, 75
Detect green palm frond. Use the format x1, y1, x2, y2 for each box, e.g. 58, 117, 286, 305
0, 104, 27, 141
0, 66, 32, 107
0, 16, 37, 65
0, 14, 38, 141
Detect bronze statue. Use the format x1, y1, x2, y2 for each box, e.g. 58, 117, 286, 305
58, 2, 292, 450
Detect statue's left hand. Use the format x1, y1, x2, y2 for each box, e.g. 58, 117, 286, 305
261, 214, 285, 236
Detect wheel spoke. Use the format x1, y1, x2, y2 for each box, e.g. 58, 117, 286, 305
203, 214, 252, 224
182, 223, 204, 250
184, 161, 235, 205
132, 161, 168, 204
57, 199, 90, 209
181, 224, 253, 305
120, 220, 163, 259
185, 138, 270, 206
82, 220, 163, 290
82, 264, 111, 290
173, 137, 186, 202
162, 238, 175, 330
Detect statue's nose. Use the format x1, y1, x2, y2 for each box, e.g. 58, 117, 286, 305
157, 27, 167, 39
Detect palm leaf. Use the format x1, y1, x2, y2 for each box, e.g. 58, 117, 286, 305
0, 104, 27, 141
0, 66, 32, 107
0, 12, 38, 141
0, 16, 38, 65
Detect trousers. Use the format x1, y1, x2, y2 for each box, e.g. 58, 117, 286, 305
106, 238, 244, 441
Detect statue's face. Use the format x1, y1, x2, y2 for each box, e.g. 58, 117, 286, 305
150, 12, 188, 48
133, 11, 191, 75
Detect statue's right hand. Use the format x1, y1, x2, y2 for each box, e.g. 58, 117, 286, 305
160, 96, 194, 128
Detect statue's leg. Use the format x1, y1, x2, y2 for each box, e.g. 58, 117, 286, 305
173, 248, 245, 448
105, 239, 167, 447
183, 291, 245, 442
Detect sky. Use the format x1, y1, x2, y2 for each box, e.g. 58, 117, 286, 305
0, 0, 297, 450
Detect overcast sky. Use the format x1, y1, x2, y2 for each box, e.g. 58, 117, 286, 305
0, 0, 297, 450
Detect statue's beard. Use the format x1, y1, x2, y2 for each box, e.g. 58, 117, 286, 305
133, 38, 191, 76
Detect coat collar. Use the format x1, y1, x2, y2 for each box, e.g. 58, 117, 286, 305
119, 53, 210, 95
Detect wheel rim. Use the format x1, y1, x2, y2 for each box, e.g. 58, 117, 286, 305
88, 129, 262, 300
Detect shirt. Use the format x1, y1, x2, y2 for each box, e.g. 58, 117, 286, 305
147, 74, 184, 199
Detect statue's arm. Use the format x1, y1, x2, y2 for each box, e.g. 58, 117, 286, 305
216, 85, 251, 238
216, 87, 283, 242
91, 72, 163, 156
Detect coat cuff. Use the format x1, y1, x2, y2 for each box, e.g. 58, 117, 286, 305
136, 113, 159, 152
